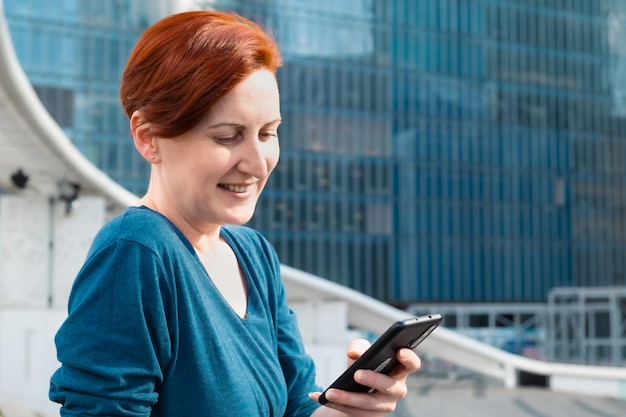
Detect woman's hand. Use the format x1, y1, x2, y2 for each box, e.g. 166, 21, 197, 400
309, 339, 421, 417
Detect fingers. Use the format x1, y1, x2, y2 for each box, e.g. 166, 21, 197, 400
388, 348, 421, 377
346, 338, 371, 363
345, 341, 421, 374
343, 347, 420, 401
345, 338, 371, 368
312, 350, 421, 416
353, 348, 421, 387
357, 349, 420, 397
313, 389, 398, 416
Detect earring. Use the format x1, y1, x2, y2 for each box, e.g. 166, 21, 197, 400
150, 155, 155, 160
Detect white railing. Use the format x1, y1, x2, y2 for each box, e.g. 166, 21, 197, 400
281, 265, 626, 400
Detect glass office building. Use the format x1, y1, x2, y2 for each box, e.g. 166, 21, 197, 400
5, 0, 626, 304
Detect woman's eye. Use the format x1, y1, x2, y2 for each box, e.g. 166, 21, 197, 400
260, 132, 278, 141
214, 136, 239, 145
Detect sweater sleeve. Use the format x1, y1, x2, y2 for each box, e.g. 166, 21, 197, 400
277, 297, 323, 417
259, 234, 322, 417
49, 238, 175, 416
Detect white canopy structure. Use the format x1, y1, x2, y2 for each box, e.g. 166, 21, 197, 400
0, 1, 137, 212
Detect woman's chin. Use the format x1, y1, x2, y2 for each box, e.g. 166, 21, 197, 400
224, 211, 255, 226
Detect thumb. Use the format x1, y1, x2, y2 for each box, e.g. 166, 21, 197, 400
346, 338, 371, 366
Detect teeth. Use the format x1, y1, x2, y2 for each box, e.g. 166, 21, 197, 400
221, 184, 247, 193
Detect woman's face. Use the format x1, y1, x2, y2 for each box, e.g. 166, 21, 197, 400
151, 69, 281, 232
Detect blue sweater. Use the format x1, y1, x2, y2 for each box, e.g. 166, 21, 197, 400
49, 206, 321, 416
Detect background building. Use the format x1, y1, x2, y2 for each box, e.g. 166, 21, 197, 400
4, 0, 626, 308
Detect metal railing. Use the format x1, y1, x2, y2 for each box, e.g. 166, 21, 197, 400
282, 265, 626, 400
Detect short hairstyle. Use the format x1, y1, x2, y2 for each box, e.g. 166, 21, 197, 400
120, 11, 282, 138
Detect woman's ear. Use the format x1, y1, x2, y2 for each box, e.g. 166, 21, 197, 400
131, 110, 160, 163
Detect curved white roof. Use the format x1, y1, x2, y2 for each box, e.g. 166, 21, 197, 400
0, 2, 138, 212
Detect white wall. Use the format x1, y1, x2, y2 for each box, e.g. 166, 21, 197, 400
290, 300, 358, 388
0, 194, 105, 414
0, 195, 105, 308
0, 309, 65, 414
0, 196, 50, 307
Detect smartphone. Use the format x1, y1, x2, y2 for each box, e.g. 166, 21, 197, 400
318, 314, 442, 405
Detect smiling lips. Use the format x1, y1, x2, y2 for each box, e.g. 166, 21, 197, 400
219, 183, 251, 193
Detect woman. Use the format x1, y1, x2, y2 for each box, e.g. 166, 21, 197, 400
49, 10, 420, 416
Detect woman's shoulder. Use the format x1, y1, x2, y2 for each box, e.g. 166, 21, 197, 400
92, 206, 186, 252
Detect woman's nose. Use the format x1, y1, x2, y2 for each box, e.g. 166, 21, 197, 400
237, 137, 270, 177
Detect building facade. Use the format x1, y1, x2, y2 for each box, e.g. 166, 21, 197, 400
5, 0, 626, 304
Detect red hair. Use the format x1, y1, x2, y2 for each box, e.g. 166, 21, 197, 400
120, 11, 282, 138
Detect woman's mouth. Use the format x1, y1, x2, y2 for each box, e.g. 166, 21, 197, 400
219, 183, 249, 193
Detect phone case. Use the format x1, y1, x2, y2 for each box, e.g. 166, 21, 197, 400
318, 314, 442, 405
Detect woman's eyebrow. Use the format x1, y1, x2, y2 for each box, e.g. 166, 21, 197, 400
206, 122, 245, 130
207, 119, 282, 129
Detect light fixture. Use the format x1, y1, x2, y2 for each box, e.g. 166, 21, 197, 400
58, 180, 81, 214
10, 168, 29, 189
